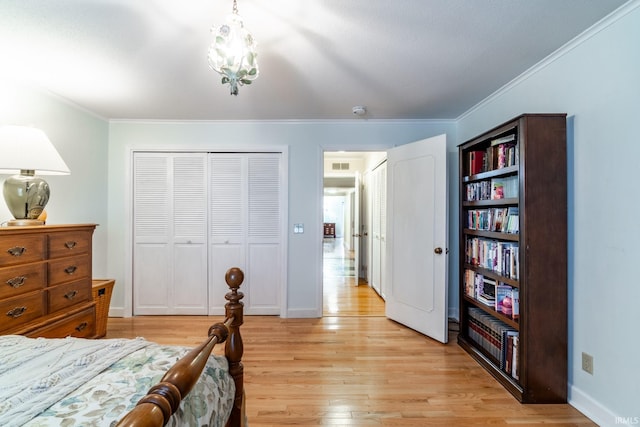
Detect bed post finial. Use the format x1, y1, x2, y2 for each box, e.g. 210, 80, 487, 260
225, 267, 244, 427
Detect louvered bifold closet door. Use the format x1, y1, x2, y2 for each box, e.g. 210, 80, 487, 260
246, 154, 281, 314
208, 153, 282, 315
133, 153, 208, 315
171, 155, 208, 313
209, 154, 246, 314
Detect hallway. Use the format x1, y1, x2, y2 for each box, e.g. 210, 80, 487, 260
322, 237, 385, 317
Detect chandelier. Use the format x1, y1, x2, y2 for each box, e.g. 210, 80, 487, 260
207, 0, 259, 96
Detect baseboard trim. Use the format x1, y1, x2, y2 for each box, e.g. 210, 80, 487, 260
108, 307, 126, 318
569, 384, 621, 427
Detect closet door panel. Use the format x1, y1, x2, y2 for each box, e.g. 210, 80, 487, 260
209, 154, 247, 312
248, 155, 281, 243
246, 243, 280, 314
172, 155, 208, 313
246, 154, 282, 314
134, 244, 171, 314
173, 243, 207, 313
133, 154, 171, 313
173, 155, 207, 245
210, 154, 246, 245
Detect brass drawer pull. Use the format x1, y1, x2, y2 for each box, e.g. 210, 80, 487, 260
64, 265, 78, 275
75, 322, 88, 332
7, 246, 26, 257
64, 241, 77, 249
64, 290, 78, 300
6, 276, 27, 288
7, 306, 27, 318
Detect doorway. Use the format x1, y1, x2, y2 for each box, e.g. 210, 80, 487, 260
322, 151, 385, 317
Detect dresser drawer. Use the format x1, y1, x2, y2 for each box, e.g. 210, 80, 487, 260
27, 305, 96, 338
48, 279, 91, 313
0, 235, 46, 267
0, 290, 45, 332
0, 263, 46, 300
48, 254, 91, 285
48, 230, 92, 259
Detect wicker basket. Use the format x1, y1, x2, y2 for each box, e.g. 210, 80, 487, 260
92, 279, 115, 338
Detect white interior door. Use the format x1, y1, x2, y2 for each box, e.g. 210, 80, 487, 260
353, 173, 361, 282
385, 134, 448, 343
379, 163, 387, 300
370, 163, 384, 295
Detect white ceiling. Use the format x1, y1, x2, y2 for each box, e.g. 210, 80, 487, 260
0, 0, 628, 121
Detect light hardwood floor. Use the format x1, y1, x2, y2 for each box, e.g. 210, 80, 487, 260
107, 244, 595, 426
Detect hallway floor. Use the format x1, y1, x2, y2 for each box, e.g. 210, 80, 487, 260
322, 237, 385, 317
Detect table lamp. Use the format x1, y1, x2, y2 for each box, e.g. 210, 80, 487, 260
0, 125, 70, 226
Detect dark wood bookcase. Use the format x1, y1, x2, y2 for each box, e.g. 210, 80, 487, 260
457, 114, 567, 403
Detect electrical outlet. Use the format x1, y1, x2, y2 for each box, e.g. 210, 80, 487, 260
582, 352, 594, 375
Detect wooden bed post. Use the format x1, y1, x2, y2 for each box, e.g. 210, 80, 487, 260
116, 267, 245, 427
224, 267, 245, 427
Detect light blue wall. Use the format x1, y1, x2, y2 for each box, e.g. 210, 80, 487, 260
456, 2, 640, 424
106, 120, 456, 317
0, 79, 109, 276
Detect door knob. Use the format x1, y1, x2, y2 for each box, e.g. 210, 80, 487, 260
434, 247, 443, 254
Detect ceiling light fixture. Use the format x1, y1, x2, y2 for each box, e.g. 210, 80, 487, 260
207, 0, 259, 96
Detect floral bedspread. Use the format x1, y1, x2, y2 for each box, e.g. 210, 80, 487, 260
0, 337, 234, 427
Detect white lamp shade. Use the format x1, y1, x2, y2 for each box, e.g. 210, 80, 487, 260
0, 126, 70, 175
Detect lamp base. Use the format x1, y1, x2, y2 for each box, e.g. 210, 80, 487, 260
6, 219, 45, 227
3, 170, 50, 222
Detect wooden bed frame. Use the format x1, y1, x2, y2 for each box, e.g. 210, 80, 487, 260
116, 267, 246, 427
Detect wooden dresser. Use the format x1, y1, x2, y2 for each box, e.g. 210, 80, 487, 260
0, 224, 97, 338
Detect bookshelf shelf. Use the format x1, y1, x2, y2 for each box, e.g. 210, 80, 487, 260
458, 114, 567, 404
463, 164, 519, 182
463, 229, 520, 242
462, 264, 519, 287
458, 335, 524, 399
462, 198, 519, 207
463, 295, 519, 329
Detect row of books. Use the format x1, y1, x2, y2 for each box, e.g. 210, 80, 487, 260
464, 269, 495, 305
494, 140, 518, 170
466, 207, 519, 233
463, 270, 520, 319
465, 176, 518, 201
467, 307, 519, 379
466, 133, 519, 175
465, 180, 492, 201
465, 237, 519, 280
